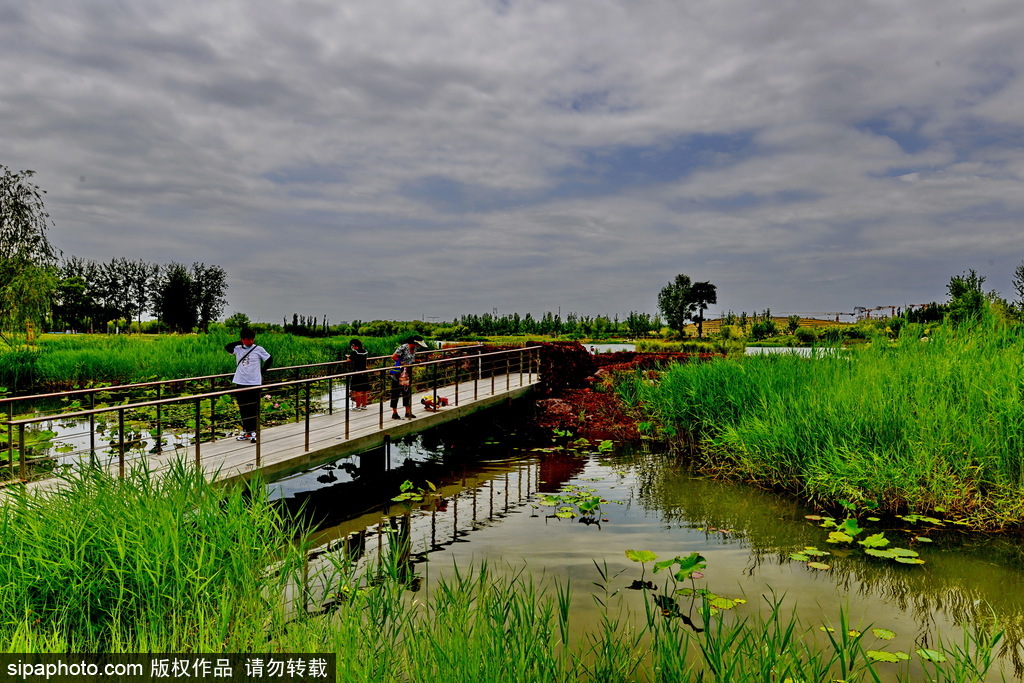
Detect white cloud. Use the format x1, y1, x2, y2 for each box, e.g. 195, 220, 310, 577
2, 0, 1023, 322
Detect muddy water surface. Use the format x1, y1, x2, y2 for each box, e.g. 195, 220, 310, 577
270, 413, 1024, 680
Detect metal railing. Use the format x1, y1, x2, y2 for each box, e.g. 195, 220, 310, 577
2, 346, 541, 484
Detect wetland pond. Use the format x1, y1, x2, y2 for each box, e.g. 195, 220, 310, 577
270, 409, 1024, 680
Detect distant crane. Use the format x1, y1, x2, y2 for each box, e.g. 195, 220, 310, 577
853, 304, 931, 320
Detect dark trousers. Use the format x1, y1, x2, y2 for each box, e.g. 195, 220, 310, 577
235, 385, 261, 433
389, 373, 412, 411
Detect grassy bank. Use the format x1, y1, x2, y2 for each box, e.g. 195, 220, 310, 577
0, 332, 416, 391
0, 466, 1003, 681
619, 318, 1024, 527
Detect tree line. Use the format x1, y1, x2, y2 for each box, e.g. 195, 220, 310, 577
54, 257, 227, 333
1, 164, 227, 337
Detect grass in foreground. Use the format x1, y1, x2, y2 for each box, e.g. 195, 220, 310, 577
0, 465, 1006, 681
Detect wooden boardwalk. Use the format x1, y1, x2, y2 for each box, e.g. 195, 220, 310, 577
36, 370, 538, 491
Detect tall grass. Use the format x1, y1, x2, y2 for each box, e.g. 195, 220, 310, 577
0, 465, 1005, 681
0, 332, 417, 391
621, 316, 1024, 525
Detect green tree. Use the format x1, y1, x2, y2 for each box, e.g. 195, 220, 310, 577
658, 274, 695, 335
191, 262, 228, 333
1012, 261, 1024, 314
689, 281, 717, 338
946, 269, 987, 325
152, 262, 198, 332
658, 274, 717, 337
0, 167, 58, 339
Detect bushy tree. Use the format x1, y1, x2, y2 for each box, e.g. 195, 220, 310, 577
152, 262, 198, 332
946, 269, 987, 325
1, 166, 58, 338
658, 274, 717, 337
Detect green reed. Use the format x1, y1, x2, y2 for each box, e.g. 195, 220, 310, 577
0, 465, 1004, 681
0, 332, 412, 391
622, 317, 1024, 525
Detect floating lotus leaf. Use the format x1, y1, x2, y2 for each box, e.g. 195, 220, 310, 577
917, 649, 947, 662
867, 650, 910, 663
867, 517, 881, 522
803, 547, 830, 557
890, 548, 919, 557
865, 549, 897, 558
913, 536, 933, 543
710, 596, 746, 610
894, 557, 926, 565
847, 630, 861, 637
819, 626, 836, 633
827, 531, 853, 544
872, 628, 896, 640
540, 496, 561, 506
625, 549, 658, 564
858, 533, 890, 548
804, 515, 824, 521
838, 518, 863, 537
807, 562, 831, 570
554, 510, 575, 519
789, 553, 810, 562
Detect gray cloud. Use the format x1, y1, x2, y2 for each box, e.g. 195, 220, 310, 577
2, 0, 1023, 323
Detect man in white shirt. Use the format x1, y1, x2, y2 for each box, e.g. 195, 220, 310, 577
225, 328, 272, 442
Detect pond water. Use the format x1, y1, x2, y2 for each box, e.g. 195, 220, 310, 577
272, 411, 1023, 680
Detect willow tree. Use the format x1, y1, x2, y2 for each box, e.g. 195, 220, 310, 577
0, 166, 58, 341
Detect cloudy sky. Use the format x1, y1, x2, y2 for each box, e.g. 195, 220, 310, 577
2, 0, 1023, 324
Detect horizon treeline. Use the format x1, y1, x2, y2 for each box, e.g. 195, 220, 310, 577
53, 256, 227, 334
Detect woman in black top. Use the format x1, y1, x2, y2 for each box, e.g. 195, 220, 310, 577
346, 339, 371, 410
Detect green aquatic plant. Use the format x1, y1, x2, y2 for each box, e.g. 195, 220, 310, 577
391, 479, 436, 503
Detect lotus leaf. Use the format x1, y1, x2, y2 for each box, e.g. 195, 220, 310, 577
807, 562, 831, 570
827, 531, 853, 544
865, 549, 897, 558
914, 536, 933, 543
872, 628, 896, 640
894, 557, 926, 565
858, 533, 890, 548
866, 650, 909, 663
917, 649, 947, 662
625, 549, 658, 564
890, 548, 919, 557
837, 518, 863, 537
789, 553, 810, 562
709, 596, 746, 610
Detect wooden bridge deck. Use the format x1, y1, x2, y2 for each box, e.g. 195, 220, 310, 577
27, 370, 538, 493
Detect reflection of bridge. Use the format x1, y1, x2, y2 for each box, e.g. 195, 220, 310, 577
4, 346, 541, 491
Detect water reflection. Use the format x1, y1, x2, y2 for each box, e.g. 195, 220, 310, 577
275, 425, 1023, 678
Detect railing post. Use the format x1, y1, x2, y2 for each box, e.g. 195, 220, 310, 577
210, 379, 216, 442
474, 351, 480, 401
18, 424, 26, 480
454, 357, 460, 407
304, 383, 311, 452
328, 377, 334, 416
506, 355, 510, 390
255, 396, 262, 467
7, 403, 13, 480
432, 361, 438, 405
491, 355, 496, 395
344, 375, 350, 440
155, 384, 163, 454
118, 407, 126, 479
89, 392, 96, 461
194, 398, 202, 470
379, 370, 385, 429
294, 370, 300, 424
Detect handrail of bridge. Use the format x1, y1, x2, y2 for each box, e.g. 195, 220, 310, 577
0, 344, 485, 421
2, 345, 542, 483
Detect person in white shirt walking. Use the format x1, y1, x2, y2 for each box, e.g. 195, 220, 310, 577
225, 328, 272, 442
